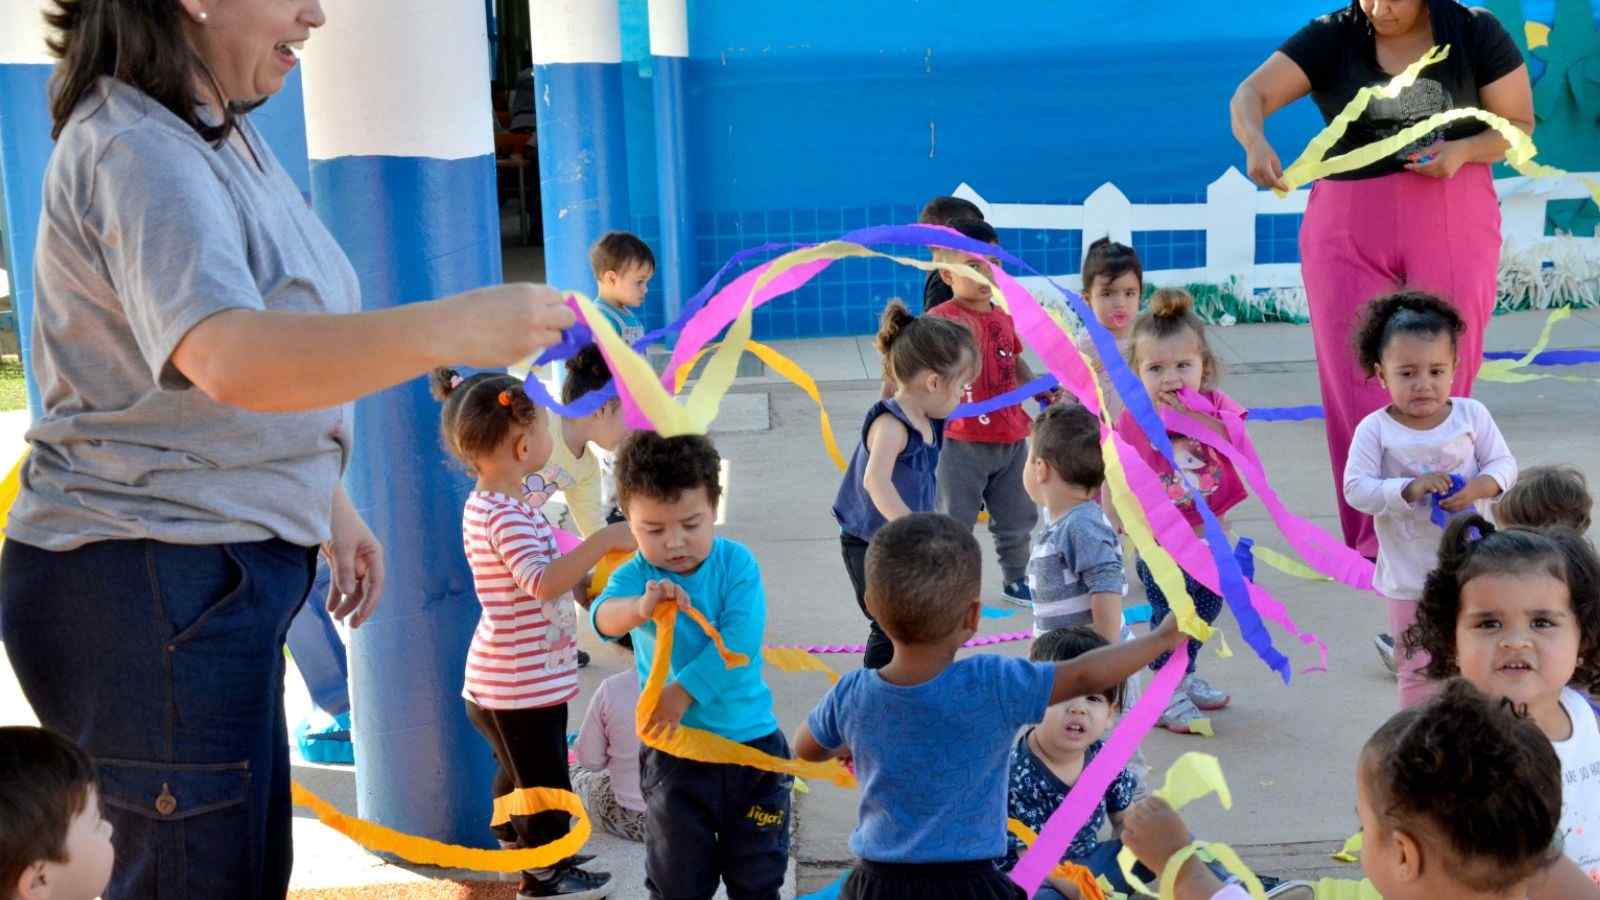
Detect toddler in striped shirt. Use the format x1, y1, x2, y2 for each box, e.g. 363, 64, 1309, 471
433, 368, 634, 900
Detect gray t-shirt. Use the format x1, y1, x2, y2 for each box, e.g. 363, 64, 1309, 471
8, 78, 358, 551
1026, 501, 1125, 633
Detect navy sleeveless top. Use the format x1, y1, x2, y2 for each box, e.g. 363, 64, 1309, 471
832, 399, 946, 541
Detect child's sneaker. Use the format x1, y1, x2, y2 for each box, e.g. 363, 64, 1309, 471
1001, 579, 1033, 607
1265, 882, 1316, 900
1183, 674, 1230, 711
1158, 692, 1208, 735
1374, 633, 1398, 676
518, 863, 612, 899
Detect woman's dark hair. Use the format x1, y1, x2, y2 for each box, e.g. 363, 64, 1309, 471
430, 368, 540, 472
1362, 679, 1563, 892
875, 299, 976, 386
1353, 290, 1466, 375
1497, 465, 1593, 533
918, 196, 983, 226
1081, 238, 1143, 297
45, 0, 261, 143
1030, 625, 1124, 706
1402, 514, 1600, 691
0, 727, 98, 892
562, 344, 618, 408
1128, 288, 1221, 389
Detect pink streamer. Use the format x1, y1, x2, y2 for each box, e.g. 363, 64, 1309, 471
553, 527, 581, 555
1010, 645, 1192, 895
1163, 390, 1374, 591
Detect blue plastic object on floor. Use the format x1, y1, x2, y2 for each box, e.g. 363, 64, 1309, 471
295, 711, 355, 766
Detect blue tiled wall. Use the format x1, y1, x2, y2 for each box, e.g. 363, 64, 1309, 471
1132, 229, 1206, 272
1254, 213, 1303, 265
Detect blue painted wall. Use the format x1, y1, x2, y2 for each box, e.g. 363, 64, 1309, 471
610, 0, 1340, 338
251, 68, 312, 199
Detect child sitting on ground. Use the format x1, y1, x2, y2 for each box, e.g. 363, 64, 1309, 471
1403, 515, 1600, 888
1120, 680, 1568, 900
834, 300, 975, 668
1, 727, 114, 900
796, 513, 1182, 900
569, 634, 645, 843
929, 218, 1045, 607
592, 432, 791, 899
1496, 464, 1592, 534
432, 369, 635, 898
1002, 627, 1140, 898
590, 231, 655, 346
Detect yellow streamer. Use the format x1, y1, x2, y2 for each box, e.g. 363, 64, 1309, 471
290, 782, 590, 873
1312, 877, 1384, 900
1158, 842, 1268, 900
747, 341, 851, 472
0, 448, 25, 538
1118, 754, 1238, 896
1007, 819, 1111, 900
1331, 831, 1363, 863
1525, 20, 1551, 50
1253, 545, 1333, 583
1279, 45, 1600, 206
763, 646, 842, 684
1477, 307, 1600, 385
636, 604, 857, 788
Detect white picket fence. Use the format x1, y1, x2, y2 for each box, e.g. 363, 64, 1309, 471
953, 167, 1600, 299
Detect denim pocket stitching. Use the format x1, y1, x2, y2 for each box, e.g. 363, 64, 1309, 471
97, 757, 251, 822
159, 544, 254, 649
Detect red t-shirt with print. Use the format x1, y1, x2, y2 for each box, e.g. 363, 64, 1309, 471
928, 301, 1030, 444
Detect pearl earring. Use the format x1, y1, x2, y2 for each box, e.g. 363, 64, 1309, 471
196, 10, 209, 22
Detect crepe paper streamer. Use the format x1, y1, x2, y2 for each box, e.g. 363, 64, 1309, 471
1428, 474, 1469, 529
1005, 820, 1109, 900
762, 646, 842, 684
951, 374, 1059, 420
636, 602, 858, 788
1188, 718, 1216, 737
1167, 391, 1375, 592
1483, 347, 1600, 366
1477, 308, 1600, 385
1011, 645, 1192, 895
1252, 543, 1334, 583
0, 449, 24, 538
1245, 405, 1325, 422
1331, 831, 1363, 863
983, 606, 1018, 619
1116, 755, 1269, 899
1125, 604, 1153, 625
1278, 45, 1600, 207
772, 630, 1035, 655
746, 340, 851, 472
290, 781, 590, 873
1138, 842, 1267, 900
1526, 19, 1551, 49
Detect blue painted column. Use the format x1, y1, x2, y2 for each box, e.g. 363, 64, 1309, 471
250, 68, 312, 202
649, 0, 695, 327
530, 0, 630, 296
0, 1, 54, 419
301, 1, 499, 847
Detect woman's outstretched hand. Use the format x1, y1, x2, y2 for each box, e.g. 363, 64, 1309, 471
442, 283, 576, 368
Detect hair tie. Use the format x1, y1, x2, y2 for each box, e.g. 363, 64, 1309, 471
449, 374, 463, 390
1466, 526, 1483, 543
498, 390, 514, 407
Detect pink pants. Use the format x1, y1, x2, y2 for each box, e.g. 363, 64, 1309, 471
1387, 594, 1438, 709
1299, 165, 1501, 557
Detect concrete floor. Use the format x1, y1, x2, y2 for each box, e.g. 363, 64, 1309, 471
2, 297, 1599, 895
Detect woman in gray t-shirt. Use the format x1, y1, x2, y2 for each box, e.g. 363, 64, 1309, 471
0, 3, 571, 897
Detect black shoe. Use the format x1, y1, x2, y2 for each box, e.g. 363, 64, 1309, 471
518, 864, 612, 899
576, 650, 591, 668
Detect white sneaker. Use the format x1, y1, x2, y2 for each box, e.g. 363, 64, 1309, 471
1266, 882, 1316, 899
1375, 633, 1398, 676
1184, 674, 1231, 711
1158, 692, 1209, 735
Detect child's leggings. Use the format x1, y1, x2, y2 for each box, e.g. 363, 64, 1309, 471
1298, 165, 1499, 557
1136, 559, 1223, 675
463, 700, 575, 855
1386, 595, 1438, 709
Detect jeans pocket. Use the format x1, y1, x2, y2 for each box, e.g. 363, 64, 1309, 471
98, 757, 254, 897
149, 544, 254, 649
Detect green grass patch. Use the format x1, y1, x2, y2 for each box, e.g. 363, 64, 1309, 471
0, 359, 28, 412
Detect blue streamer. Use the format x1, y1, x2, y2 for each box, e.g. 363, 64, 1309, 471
1429, 474, 1469, 529
1482, 348, 1600, 366
1246, 404, 1325, 421
950, 374, 1058, 420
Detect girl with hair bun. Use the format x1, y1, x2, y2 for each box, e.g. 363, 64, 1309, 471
832, 300, 977, 668
1115, 288, 1244, 734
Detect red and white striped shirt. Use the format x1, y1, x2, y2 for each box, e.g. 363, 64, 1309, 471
460, 491, 579, 710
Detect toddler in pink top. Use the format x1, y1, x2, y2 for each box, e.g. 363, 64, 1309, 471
570, 637, 646, 842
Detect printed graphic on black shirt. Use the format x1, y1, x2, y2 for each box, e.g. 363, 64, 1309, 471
1365, 76, 1452, 164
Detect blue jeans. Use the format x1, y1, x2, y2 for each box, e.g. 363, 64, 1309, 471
0, 537, 315, 900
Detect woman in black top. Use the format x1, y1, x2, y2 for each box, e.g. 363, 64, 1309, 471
1229, 0, 1531, 558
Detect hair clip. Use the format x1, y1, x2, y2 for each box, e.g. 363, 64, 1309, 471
498, 390, 514, 407
449, 374, 463, 390
1465, 526, 1483, 543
